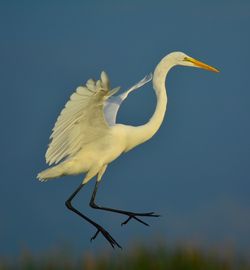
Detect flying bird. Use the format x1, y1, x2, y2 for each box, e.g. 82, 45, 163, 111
37, 51, 219, 249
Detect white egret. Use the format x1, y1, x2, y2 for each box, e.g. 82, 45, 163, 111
37, 52, 219, 248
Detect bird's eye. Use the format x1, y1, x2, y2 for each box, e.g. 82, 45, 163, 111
183, 57, 193, 63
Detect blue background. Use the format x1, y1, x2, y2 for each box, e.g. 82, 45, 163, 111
1, 0, 250, 257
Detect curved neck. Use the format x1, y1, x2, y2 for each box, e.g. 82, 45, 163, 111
125, 55, 175, 152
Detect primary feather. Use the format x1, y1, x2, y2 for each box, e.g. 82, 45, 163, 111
46, 72, 114, 165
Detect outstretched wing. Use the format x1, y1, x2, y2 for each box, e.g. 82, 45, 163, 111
46, 71, 120, 165
103, 73, 152, 126
45, 71, 152, 165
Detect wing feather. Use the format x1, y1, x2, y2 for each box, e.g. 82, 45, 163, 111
103, 73, 152, 126
45, 71, 152, 165
46, 72, 116, 165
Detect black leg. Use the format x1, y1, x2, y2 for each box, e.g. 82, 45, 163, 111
90, 181, 160, 226
65, 182, 121, 249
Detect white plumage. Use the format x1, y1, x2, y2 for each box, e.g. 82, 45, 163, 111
37, 52, 218, 248
38, 71, 152, 181
46, 72, 113, 165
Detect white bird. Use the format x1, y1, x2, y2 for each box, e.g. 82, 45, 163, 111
37, 52, 219, 248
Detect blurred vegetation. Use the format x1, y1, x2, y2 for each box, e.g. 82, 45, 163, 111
1, 244, 250, 270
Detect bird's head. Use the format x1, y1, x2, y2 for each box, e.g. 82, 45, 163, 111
169, 51, 219, 73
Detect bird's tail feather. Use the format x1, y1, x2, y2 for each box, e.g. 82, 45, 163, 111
37, 164, 64, 182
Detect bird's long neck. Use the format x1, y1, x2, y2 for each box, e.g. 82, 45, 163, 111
125, 55, 175, 152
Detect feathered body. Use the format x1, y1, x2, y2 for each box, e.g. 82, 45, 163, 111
38, 52, 218, 184
37, 51, 219, 249
37, 71, 153, 183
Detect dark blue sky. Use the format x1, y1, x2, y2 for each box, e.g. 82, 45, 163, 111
1, 0, 250, 257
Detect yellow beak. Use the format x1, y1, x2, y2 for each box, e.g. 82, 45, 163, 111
185, 57, 219, 73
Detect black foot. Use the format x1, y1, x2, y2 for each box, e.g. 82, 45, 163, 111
121, 212, 160, 226
90, 226, 122, 249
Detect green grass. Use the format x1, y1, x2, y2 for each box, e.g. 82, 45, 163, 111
1, 244, 250, 270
